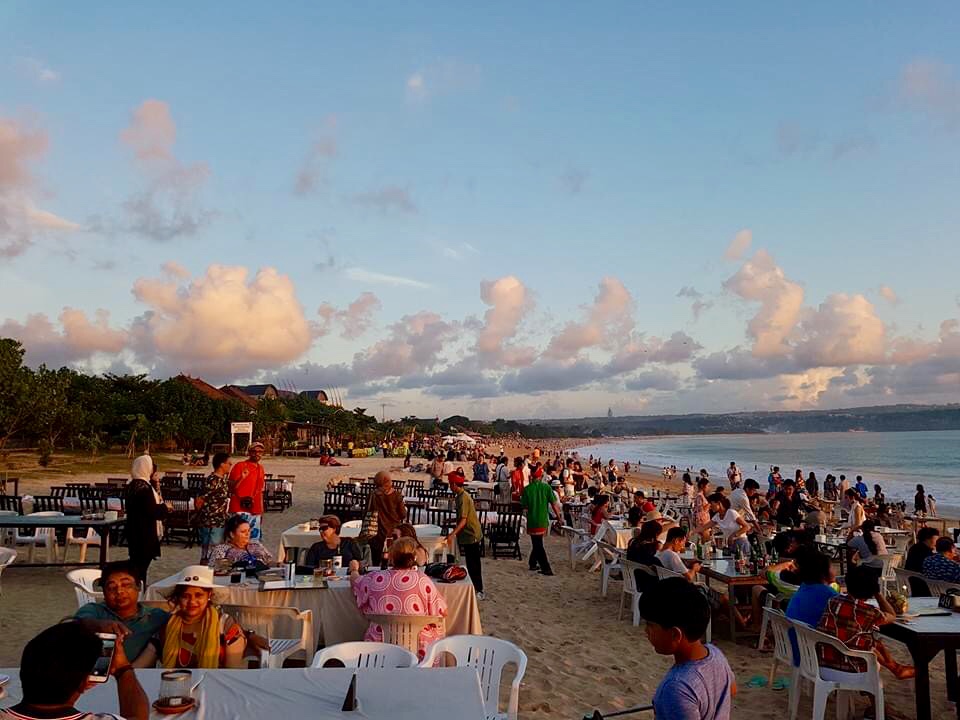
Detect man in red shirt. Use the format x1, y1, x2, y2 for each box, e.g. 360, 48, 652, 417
228, 441, 266, 541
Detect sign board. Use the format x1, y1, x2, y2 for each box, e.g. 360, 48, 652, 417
231, 422, 253, 434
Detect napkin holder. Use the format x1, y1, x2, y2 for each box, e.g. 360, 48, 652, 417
341, 673, 359, 712
938, 588, 960, 611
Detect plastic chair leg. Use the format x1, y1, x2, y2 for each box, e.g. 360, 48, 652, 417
811, 683, 831, 720
788, 673, 802, 720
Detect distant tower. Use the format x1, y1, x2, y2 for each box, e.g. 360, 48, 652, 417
607, 407, 613, 418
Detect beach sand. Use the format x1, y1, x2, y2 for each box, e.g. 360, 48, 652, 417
0, 449, 943, 718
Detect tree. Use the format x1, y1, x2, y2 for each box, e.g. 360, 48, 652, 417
0, 339, 38, 453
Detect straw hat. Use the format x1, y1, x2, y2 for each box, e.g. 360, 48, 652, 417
643, 509, 663, 522
155, 565, 228, 602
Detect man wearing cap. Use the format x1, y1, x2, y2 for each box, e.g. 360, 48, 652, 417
522, 464, 563, 575
228, 441, 266, 542
445, 468, 485, 599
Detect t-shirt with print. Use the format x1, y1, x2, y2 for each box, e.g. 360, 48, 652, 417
923, 553, 960, 582
652, 644, 735, 720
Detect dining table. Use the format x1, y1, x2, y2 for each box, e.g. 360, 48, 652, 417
0, 667, 488, 720
0, 514, 125, 568
682, 552, 767, 640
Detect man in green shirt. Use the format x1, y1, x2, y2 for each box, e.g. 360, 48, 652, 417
446, 468, 485, 599
522, 464, 563, 575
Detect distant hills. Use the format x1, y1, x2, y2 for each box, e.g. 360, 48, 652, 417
514, 403, 960, 438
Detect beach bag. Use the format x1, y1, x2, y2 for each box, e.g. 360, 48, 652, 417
359, 510, 379, 540
424, 562, 467, 583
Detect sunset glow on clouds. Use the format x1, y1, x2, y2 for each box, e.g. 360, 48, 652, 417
1, 5, 959, 417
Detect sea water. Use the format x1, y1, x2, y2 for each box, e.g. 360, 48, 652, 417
578, 429, 960, 506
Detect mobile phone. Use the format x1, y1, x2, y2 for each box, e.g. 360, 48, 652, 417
88, 633, 117, 683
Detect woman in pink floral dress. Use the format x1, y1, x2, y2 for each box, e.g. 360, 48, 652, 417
349, 537, 447, 659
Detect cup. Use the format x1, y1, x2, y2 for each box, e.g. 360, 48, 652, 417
104, 510, 118, 522
159, 670, 192, 706
332, 555, 343, 570
230, 571, 241, 584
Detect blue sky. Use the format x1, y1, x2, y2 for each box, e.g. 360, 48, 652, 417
1, 3, 959, 419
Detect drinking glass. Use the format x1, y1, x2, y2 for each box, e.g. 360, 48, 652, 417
159, 670, 192, 706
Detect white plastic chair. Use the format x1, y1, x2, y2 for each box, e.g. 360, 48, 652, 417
341, 520, 363, 530
222, 605, 314, 668
67, 568, 103, 607
756, 592, 787, 651
14, 511, 63, 563
619, 560, 648, 626
420, 635, 528, 720
365, 613, 444, 656
560, 525, 589, 571
763, 608, 799, 705
654, 566, 712, 643
892, 566, 926, 596
922, 577, 960, 597
879, 553, 902, 593
64, 527, 102, 564
789, 619, 884, 720
0, 547, 16, 593
311, 641, 418, 669
597, 540, 623, 597
0, 510, 18, 547
581, 522, 610, 569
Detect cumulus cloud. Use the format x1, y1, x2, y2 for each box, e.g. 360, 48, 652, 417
723, 249, 804, 358
624, 368, 681, 392
544, 277, 634, 360
879, 285, 899, 305
344, 267, 429, 289
349, 311, 459, 382
118, 100, 213, 242
793, 293, 888, 368
0, 117, 78, 258
724, 229, 752, 261
129, 264, 313, 378
0, 308, 126, 366
476, 276, 536, 368
162, 260, 190, 279
317, 292, 381, 340
350, 185, 417, 214
897, 59, 960, 130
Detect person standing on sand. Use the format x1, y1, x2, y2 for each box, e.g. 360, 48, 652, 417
366, 470, 406, 564
228, 441, 266, 542
446, 469, 485, 599
726, 461, 741, 490
126, 453, 171, 585
522, 465, 562, 575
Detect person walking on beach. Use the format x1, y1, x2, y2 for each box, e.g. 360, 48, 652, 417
228, 441, 266, 541
522, 464, 563, 576
126, 453, 171, 585
446, 469, 485, 599
726, 462, 741, 490
914, 484, 928, 514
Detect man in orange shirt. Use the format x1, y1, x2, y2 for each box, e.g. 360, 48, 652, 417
228, 441, 266, 541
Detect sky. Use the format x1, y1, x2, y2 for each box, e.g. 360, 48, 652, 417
1, 3, 959, 420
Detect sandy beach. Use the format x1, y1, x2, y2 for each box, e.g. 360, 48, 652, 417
0, 449, 946, 719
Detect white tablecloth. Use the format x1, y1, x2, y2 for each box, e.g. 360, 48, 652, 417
602, 520, 634, 549
145, 572, 482, 651
0, 667, 486, 720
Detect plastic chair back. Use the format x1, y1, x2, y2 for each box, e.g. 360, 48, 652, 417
365, 613, 444, 656
67, 568, 103, 607
311, 641, 418, 669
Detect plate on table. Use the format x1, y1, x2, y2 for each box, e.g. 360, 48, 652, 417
153, 698, 196, 715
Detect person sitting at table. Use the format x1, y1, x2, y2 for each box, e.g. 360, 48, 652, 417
589, 494, 610, 535
905, 527, 937, 596
770, 480, 804, 528
1, 622, 149, 720
922, 536, 960, 583
802, 503, 827, 532
695, 493, 751, 556
304, 514, 362, 568
847, 519, 887, 577
366, 470, 407, 565
816, 564, 915, 681
392, 523, 431, 566
626, 520, 664, 593
783, 548, 837, 662
73, 560, 169, 668
627, 505, 643, 530
349, 537, 448, 659
153, 565, 268, 669
207, 514, 274, 568
656, 526, 701, 582
843, 488, 866, 536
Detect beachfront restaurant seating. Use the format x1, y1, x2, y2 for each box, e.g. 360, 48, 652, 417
487, 505, 523, 560
264, 478, 292, 512
365, 613, 444, 657
0, 495, 24, 514
222, 604, 314, 668
67, 568, 103, 607
420, 635, 528, 720
311, 641, 418, 669
14, 511, 62, 563
323, 491, 360, 523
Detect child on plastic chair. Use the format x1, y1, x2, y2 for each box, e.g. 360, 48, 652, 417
639, 577, 736, 720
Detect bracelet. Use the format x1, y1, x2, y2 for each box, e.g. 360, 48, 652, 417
114, 664, 134, 680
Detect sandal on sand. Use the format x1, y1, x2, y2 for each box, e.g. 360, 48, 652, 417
772, 678, 791, 691
745, 675, 768, 688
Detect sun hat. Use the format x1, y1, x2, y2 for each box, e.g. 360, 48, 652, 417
155, 565, 228, 602
643, 509, 663, 522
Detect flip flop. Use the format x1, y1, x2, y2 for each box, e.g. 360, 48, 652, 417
772, 678, 791, 691
745, 675, 768, 688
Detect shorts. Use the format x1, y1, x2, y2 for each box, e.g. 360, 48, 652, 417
198, 527, 225, 545
237, 512, 263, 541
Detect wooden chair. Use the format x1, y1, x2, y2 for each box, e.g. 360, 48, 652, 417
32, 496, 64, 513
323, 492, 360, 523
264, 478, 292, 512
487, 505, 523, 560
0, 495, 23, 514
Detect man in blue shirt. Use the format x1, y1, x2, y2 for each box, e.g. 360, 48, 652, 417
73, 560, 168, 666
639, 577, 735, 719
854, 476, 869, 499
922, 537, 960, 583
785, 548, 837, 663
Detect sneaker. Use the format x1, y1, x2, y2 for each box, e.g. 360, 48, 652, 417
475, 591, 487, 601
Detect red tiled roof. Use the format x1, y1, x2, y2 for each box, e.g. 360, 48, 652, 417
219, 384, 259, 408
174, 375, 232, 402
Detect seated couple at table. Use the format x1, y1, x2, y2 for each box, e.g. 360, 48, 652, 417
74, 559, 269, 670
305, 516, 431, 569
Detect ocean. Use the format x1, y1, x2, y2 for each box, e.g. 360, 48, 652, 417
577, 429, 960, 506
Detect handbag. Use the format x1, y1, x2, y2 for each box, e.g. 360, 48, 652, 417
359, 510, 379, 540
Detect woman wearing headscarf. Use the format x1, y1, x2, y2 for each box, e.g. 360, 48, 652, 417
126, 453, 171, 585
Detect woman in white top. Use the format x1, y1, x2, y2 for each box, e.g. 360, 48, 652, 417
847, 519, 887, 571
695, 492, 751, 556
843, 488, 866, 537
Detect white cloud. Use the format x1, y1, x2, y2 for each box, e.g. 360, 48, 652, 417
879, 285, 899, 305
724, 229, 752, 261
0, 308, 126, 366
344, 267, 430, 289
162, 261, 190, 279
317, 292, 381, 340
544, 277, 634, 360
476, 276, 536, 368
